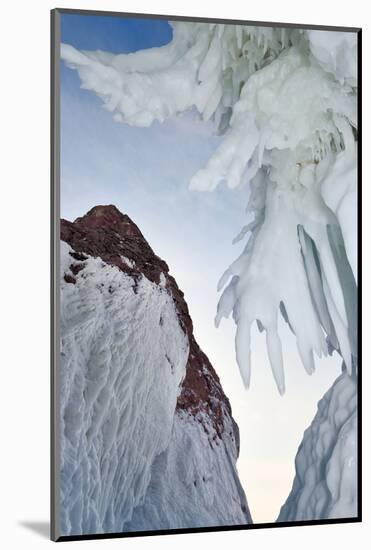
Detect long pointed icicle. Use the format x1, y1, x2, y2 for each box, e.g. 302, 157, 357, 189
235, 317, 252, 389
266, 325, 286, 395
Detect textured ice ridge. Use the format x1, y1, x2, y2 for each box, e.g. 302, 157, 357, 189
278, 370, 357, 521
126, 409, 251, 530
60, 237, 250, 535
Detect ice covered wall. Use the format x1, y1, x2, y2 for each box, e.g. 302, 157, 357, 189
61, 23, 358, 394
60, 242, 188, 535
278, 370, 357, 521
59, 205, 251, 536
126, 411, 251, 530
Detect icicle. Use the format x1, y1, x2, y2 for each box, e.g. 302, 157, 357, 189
317, 238, 348, 329
298, 226, 336, 341
215, 276, 238, 327
236, 25, 243, 50
232, 221, 256, 244
235, 316, 252, 388
297, 339, 316, 375
62, 22, 358, 392
327, 224, 358, 358
198, 34, 221, 83
266, 324, 286, 394
322, 277, 352, 374
217, 251, 249, 292
279, 301, 295, 335
217, 24, 225, 38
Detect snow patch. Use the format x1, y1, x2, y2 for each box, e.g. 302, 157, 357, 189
159, 272, 167, 287
120, 255, 135, 268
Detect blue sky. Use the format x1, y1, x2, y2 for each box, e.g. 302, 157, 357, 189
60, 14, 173, 119
60, 13, 341, 524
61, 13, 172, 52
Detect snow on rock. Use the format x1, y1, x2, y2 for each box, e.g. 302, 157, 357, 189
60, 205, 251, 535
277, 370, 358, 521
125, 410, 251, 530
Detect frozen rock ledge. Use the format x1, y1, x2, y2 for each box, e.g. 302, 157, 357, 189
59, 205, 251, 536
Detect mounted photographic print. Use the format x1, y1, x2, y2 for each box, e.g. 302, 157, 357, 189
51, 8, 361, 542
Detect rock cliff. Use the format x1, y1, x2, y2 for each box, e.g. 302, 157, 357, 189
59, 204, 251, 535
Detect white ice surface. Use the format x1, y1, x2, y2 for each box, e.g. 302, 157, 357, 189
60, 242, 188, 534
308, 30, 357, 85
277, 370, 357, 521
60, 242, 250, 535
125, 410, 251, 530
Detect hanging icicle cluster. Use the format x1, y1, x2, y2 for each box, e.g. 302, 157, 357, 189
61, 22, 358, 393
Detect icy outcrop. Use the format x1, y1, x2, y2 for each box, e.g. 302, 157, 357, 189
278, 370, 358, 521
126, 411, 251, 530
59, 205, 251, 536
61, 23, 358, 394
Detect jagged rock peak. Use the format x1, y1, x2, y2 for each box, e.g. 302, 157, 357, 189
74, 204, 144, 238
61, 205, 239, 451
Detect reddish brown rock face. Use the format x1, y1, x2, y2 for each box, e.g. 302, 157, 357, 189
61, 205, 240, 452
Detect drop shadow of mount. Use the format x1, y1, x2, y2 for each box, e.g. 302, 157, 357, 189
18, 521, 49, 539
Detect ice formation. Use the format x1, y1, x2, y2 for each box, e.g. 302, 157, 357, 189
61, 23, 358, 393
125, 410, 251, 530
59, 207, 251, 535
278, 369, 357, 520
60, 242, 187, 534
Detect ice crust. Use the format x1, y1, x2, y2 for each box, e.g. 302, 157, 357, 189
278, 370, 357, 521
60, 242, 249, 535
126, 410, 251, 530
61, 23, 358, 394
